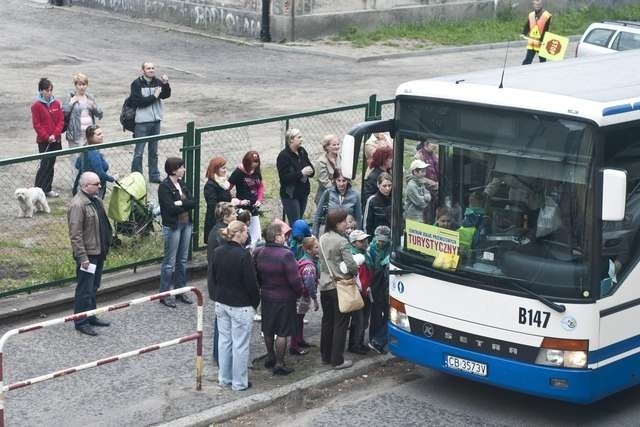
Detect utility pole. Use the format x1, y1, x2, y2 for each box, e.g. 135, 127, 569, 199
260, 0, 272, 42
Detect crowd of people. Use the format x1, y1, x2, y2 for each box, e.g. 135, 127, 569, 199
51, 63, 395, 391
196, 130, 394, 391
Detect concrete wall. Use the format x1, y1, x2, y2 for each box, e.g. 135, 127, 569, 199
274, 1, 495, 41
70, 0, 640, 41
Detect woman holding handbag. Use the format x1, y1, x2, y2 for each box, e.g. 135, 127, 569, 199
318, 209, 359, 370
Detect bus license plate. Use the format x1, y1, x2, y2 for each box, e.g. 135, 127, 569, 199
445, 355, 487, 377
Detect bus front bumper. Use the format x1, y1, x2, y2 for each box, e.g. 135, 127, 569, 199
388, 323, 598, 404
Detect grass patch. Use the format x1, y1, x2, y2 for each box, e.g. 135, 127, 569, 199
339, 5, 640, 47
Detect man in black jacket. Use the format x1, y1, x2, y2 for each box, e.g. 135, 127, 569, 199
277, 128, 315, 223
130, 62, 171, 183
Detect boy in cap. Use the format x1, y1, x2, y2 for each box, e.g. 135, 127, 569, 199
367, 225, 391, 354
404, 159, 431, 222
342, 230, 373, 355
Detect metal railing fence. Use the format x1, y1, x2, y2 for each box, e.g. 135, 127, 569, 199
0, 95, 393, 297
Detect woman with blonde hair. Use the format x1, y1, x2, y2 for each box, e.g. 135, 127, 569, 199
209, 220, 260, 391
314, 134, 341, 204
203, 156, 239, 244
62, 73, 103, 171
277, 128, 315, 223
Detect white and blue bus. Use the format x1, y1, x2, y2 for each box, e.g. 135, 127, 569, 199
342, 50, 640, 403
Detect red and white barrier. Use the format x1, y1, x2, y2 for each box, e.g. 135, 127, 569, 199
0, 287, 204, 427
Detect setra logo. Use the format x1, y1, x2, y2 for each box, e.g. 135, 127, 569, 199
423, 322, 434, 337
561, 315, 577, 331
397, 281, 405, 294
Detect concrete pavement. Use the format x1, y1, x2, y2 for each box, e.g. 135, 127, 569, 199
0, 262, 392, 426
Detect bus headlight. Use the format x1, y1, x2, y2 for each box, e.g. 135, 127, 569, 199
535, 337, 588, 369
389, 296, 411, 332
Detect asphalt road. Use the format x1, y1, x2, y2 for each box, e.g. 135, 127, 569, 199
237, 363, 640, 427
1, 0, 538, 159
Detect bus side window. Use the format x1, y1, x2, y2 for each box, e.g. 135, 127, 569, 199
601, 125, 640, 294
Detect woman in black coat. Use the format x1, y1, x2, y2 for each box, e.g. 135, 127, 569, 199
203, 156, 239, 243
364, 172, 392, 236
158, 157, 196, 308
276, 128, 315, 224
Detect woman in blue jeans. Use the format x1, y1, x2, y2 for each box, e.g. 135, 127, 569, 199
210, 220, 260, 391
158, 157, 195, 308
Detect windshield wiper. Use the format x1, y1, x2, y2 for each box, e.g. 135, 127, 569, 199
506, 280, 566, 313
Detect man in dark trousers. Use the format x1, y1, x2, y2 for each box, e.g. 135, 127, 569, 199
129, 62, 171, 183
68, 171, 113, 336
522, 0, 552, 65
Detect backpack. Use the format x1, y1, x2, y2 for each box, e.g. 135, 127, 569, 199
119, 96, 136, 132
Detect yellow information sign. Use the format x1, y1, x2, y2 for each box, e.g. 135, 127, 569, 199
538, 32, 569, 61
405, 220, 460, 270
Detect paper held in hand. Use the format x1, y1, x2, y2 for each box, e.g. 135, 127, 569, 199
80, 263, 97, 274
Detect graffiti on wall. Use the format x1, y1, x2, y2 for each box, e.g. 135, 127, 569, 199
192, 6, 261, 37
88, 0, 138, 11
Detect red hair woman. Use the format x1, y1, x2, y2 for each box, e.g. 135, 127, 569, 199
203, 156, 239, 244
229, 151, 265, 246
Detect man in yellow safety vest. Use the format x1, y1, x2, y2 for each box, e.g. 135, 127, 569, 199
522, 0, 552, 65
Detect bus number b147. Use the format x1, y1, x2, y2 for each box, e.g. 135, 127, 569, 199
518, 308, 551, 328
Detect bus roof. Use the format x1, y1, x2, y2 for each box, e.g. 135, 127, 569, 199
396, 50, 640, 126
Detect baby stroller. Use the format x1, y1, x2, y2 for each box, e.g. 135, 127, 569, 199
107, 172, 158, 242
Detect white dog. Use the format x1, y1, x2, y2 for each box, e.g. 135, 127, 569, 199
15, 187, 51, 218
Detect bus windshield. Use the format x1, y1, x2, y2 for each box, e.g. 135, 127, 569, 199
395, 99, 595, 299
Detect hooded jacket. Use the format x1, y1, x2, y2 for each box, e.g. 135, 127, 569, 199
31, 94, 64, 144
130, 76, 171, 123
403, 174, 431, 221
289, 219, 310, 259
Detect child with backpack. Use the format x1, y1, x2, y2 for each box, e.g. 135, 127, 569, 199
290, 236, 320, 355
343, 230, 373, 355
368, 226, 391, 354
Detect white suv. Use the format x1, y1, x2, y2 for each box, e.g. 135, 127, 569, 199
576, 21, 640, 57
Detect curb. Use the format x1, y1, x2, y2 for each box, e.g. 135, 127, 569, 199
0, 261, 207, 322
160, 353, 395, 426
354, 35, 582, 62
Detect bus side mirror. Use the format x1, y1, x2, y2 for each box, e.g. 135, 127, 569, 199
341, 134, 356, 180
602, 169, 627, 221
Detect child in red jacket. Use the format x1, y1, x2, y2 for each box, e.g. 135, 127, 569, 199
31, 77, 64, 197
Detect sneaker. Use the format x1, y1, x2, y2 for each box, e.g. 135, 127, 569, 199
159, 298, 177, 308
176, 294, 193, 304
253, 314, 262, 322
303, 318, 309, 324
45, 191, 60, 198
273, 366, 294, 376
368, 342, 387, 355
333, 360, 353, 370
